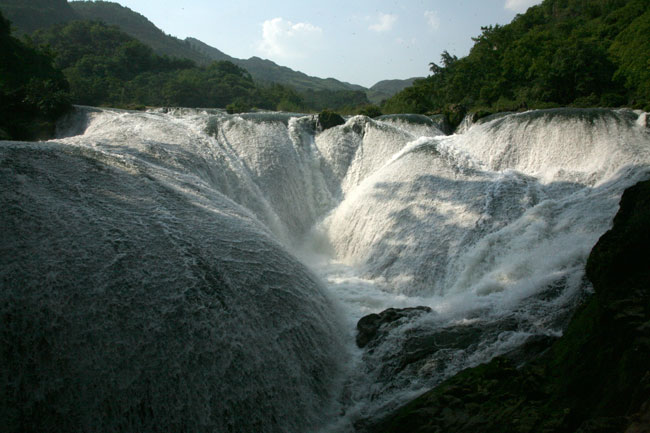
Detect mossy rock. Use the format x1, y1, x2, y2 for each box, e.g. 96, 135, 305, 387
357, 105, 383, 118
226, 100, 251, 114
317, 109, 345, 130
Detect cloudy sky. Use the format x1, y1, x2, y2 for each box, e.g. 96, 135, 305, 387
88, 0, 543, 87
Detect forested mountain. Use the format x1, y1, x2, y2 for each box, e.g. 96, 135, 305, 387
69, 0, 210, 66
70, 1, 367, 94
383, 0, 650, 118
185, 37, 366, 94
184, 37, 236, 63
0, 0, 76, 34
235, 56, 365, 93
29, 20, 311, 111
0, 0, 378, 107
6, 0, 644, 120
367, 78, 422, 104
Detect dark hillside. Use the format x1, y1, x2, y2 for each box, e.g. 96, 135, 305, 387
30, 20, 258, 109
237, 56, 366, 93
367, 78, 421, 104
184, 36, 236, 63
28, 20, 358, 112
70, 1, 210, 65
0, 0, 370, 109
0, 11, 71, 140
0, 0, 77, 34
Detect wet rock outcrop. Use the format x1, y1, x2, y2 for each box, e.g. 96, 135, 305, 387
363, 179, 650, 433
356, 306, 432, 348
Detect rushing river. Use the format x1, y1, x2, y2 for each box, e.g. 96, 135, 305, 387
1, 107, 649, 432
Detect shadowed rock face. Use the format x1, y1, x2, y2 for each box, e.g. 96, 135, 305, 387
318, 110, 346, 131
356, 306, 432, 348
362, 179, 650, 433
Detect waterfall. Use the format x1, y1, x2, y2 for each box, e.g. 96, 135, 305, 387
1, 106, 649, 432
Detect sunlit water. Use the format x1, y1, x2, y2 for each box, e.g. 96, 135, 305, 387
1, 106, 649, 432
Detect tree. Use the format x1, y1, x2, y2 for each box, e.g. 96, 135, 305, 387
0, 11, 70, 140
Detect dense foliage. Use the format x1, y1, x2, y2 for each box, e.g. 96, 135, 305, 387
31, 21, 250, 109
69, 0, 211, 66
0, 0, 375, 114
29, 20, 369, 113
383, 0, 650, 119
70, 1, 368, 95
0, 11, 70, 140
0, 0, 370, 102
302, 88, 370, 112
0, 0, 76, 35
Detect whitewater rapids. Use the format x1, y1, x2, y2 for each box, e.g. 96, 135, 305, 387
1, 106, 649, 432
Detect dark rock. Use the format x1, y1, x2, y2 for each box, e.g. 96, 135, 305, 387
501, 334, 559, 367
444, 103, 467, 131
226, 100, 251, 114
362, 179, 650, 433
575, 417, 629, 433
356, 306, 432, 348
318, 109, 345, 131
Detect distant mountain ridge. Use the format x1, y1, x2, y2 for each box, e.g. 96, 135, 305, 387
71, 1, 369, 93
367, 78, 422, 104
70, 1, 210, 66
185, 37, 365, 93
0, 0, 417, 100
184, 37, 235, 63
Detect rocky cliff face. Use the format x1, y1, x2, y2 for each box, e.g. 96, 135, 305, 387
363, 179, 650, 433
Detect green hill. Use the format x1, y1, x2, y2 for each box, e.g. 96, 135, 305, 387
28, 19, 308, 111
69, 1, 366, 94
384, 0, 650, 117
0, 0, 368, 95
0, 0, 406, 110
69, 1, 211, 66
236, 56, 365, 93
184, 37, 236, 63
367, 78, 422, 104
186, 37, 366, 94
0, 0, 77, 34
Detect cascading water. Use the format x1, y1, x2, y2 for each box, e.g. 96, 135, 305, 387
1, 106, 649, 433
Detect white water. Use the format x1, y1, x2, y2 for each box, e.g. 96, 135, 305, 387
1, 107, 649, 432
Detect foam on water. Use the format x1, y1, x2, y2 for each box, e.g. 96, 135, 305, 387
312, 108, 650, 428
1, 106, 649, 432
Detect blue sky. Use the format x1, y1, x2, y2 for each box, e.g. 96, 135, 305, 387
79, 0, 543, 87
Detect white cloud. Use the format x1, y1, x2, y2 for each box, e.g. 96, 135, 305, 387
257, 17, 323, 59
424, 10, 440, 30
504, 0, 543, 13
369, 13, 397, 32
